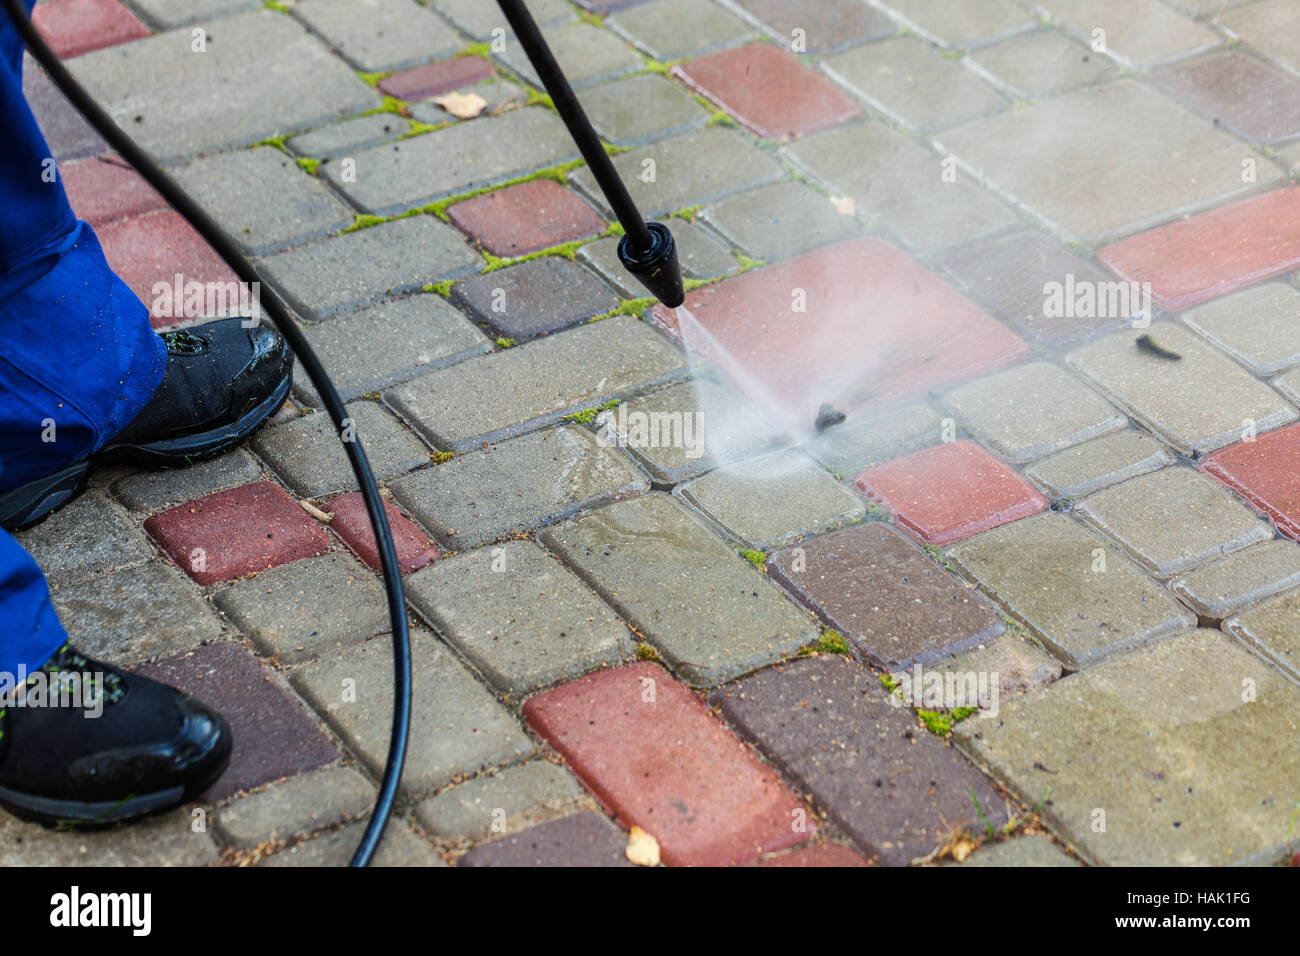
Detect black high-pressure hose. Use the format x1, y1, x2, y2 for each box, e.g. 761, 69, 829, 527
0, 0, 409, 868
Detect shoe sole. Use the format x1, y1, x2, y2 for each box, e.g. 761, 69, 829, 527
0, 372, 291, 531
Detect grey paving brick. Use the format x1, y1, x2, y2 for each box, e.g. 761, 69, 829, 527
786, 122, 1017, 250
253, 401, 431, 498
322, 107, 578, 215
1275, 365, 1300, 408
451, 257, 620, 343
51, 562, 226, 665
430, 0, 574, 41
579, 73, 711, 147
111, 447, 265, 514
971, 30, 1119, 99
215, 765, 375, 848
577, 220, 737, 296
700, 181, 861, 262
456, 811, 631, 866
67, 10, 379, 163
414, 761, 588, 842
291, 629, 533, 795
949, 835, 1079, 867
1183, 283, 1300, 375
938, 632, 1063, 703
607, 0, 754, 59
944, 362, 1125, 463
881, 0, 1034, 48
677, 449, 865, 550
292, 0, 461, 72
291, 294, 491, 407
947, 513, 1194, 669
407, 79, 528, 125
570, 128, 784, 219
1024, 429, 1175, 499
1224, 588, 1300, 681
955, 629, 1300, 866
406, 539, 634, 694
288, 114, 411, 159
260, 821, 445, 866
1171, 539, 1300, 620
213, 553, 389, 664
24, 59, 106, 162
172, 147, 353, 255
0, 808, 219, 866
390, 426, 648, 550
824, 36, 1008, 131
128, 0, 258, 29
806, 404, 944, 476
387, 315, 686, 452
1038, 0, 1218, 68
539, 494, 819, 686
1067, 324, 1297, 457
938, 81, 1271, 244
724, 0, 896, 55
1220, 0, 1300, 76
496, 22, 642, 90
17, 491, 152, 589
258, 217, 480, 320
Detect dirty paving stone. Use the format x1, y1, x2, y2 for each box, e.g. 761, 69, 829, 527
497, 21, 642, 90
751, 844, 872, 867
1171, 539, 1300, 621
0, 808, 219, 867
414, 760, 589, 843
607, 0, 753, 60
806, 404, 944, 477
111, 448, 265, 515
937, 632, 1063, 703
457, 812, 631, 867
726, 0, 895, 55
578, 73, 712, 147
17, 490, 152, 590
947, 834, 1079, 867
1024, 429, 1175, 500
215, 765, 375, 849
288, 114, 411, 159
377, 56, 497, 103
291, 0, 460, 72
1153, 49, 1300, 146
451, 257, 620, 342
881, 0, 1035, 48
261, 821, 445, 867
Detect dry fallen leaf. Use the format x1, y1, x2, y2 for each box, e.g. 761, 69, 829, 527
830, 195, 855, 216
948, 835, 977, 863
626, 825, 661, 867
434, 91, 488, 120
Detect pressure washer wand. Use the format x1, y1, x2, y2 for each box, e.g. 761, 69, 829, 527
495, 0, 685, 308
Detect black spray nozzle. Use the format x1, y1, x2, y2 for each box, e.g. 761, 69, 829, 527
617, 221, 685, 309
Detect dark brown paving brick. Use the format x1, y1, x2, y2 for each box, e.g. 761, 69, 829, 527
1153, 50, 1300, 146
457, 812, 633, 867
377, 55, 496, 102
450, 256, 620, 342
447, 179, 606, 258
710, 655, 1006, 866
769, 523, 1005, 668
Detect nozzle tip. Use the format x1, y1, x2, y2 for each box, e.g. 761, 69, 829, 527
618, 221, 685, 308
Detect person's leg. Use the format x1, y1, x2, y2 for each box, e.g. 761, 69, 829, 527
0, 525, 66, 675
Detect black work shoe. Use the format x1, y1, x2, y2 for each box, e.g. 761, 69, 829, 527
0, 644, 232, 827
0, 318, 292, 530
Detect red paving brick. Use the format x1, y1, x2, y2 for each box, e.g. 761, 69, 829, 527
62, 155, 165, 227
33, 0, 148, 59
651, 237, 1028, 429
1099, 186, 1300, 312
97, 209, 243, 327
523, 662, 812, 866
326, 492, 439, 574
1202, 423, 1300, 541
673, 43, 861, 139
854, 440, 1047, 546
752, 844, 871, 867
446, 180, 606, 257
376, 55, 496, 101
145, 482, 331, 585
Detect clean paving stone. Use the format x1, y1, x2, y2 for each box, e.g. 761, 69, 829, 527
938, 81, 1268, 244
936, 632, 1063, 702
414, 761, 588, 842
496, 22, 642, 90
854, 440, 1046, 546
607, 0, 753, 59
67, 10, 379, 163
1066, 323, 1297, 457
128, 0, 257, 28
110, 447, 265, 514
291, 630, 533, 795
934, 231, 1132, 347
291, 294, 492, 407
405, 538, 634, 695
134, 642, 339, 801
451, 257, 620, 342
1219, 0, 1300, 76
824, 36, 1007, 132
430, 0, 573, 40
946, 513, 1195, 669
171, 147, 353, 255
1153, 50, 1300, 146
457, 812, 632, 867
676, 449, 865, 550
1171, 539, 1300, 621
1099, 186, 1300, 312
325, 494, 439, 574
52, 562, 226, 665
525, 662, 810, 866
577, 219, 737, 296
1224, 589, 1300, 681
253, 401, 431, 498
386, 315, 686, 452
880, 0, 1034, 48
1202, 422, 1300, 540
17, 490, 152, 589
446, 180, 605, 258
577, 73, 711, 147
949, 835, 1078, 867
390, 425, 648, 551
1182, 284, 1300, 375
377, 56, 496, 102
292, 0, 459, 72
943, 362, 1125, 463
258, 217, 480, 321
805, 404, 944, 477
674, 43, 861, 139
213, 552, 390, 664
539, 495, 819, 686
971, 29, 1118, 99
569, 127, 783, 219
288, 114, 411, 159
322, 107, 577, 216
1077, 467, 1272, 578
32, 0, 149, 59
768, 523, 1006, 668
144, 481, 331, 585
955, 629, 1300, 866
710, 654, 1006, 867
0, 809, 218, 866
215, 764, 375, 848
726, 0, 896, 54
1036, 0, 1218, 67
1024, 429, 1175, 499
261, 822, 445, 866
61, 155, 164, 228
785, 122, 1017, 251
700, 181, 860, 261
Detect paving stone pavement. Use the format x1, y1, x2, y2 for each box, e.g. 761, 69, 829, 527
16, 0, 1300, 868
